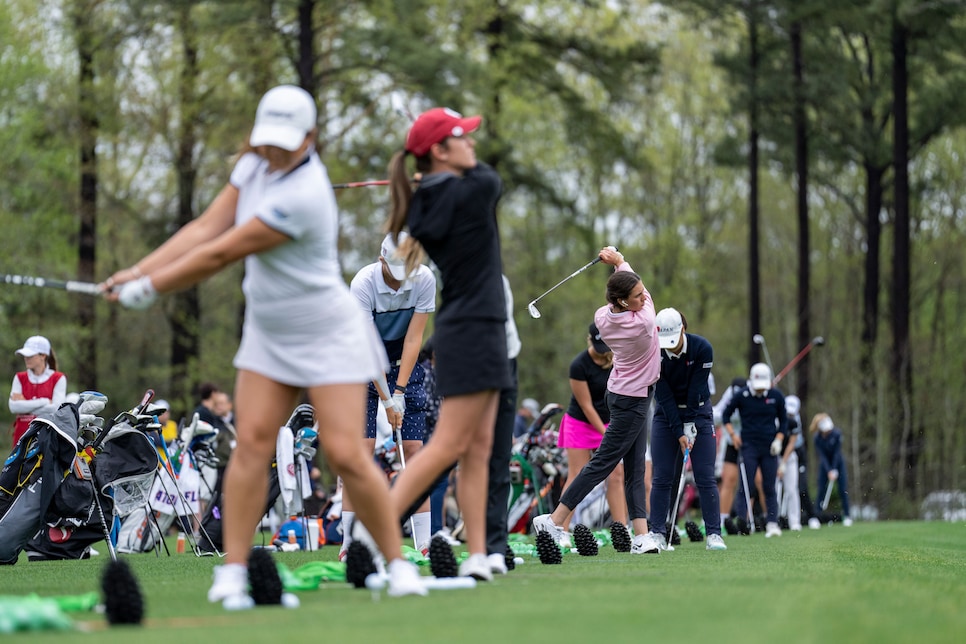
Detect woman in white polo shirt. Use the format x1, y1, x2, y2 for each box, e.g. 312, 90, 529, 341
103, 85, 424, 602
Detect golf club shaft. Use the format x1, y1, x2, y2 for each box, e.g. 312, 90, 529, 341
821, 480, 834, 511
668, 448, 690, 534
0, 273, 101, 295
753, 335, 774, 374
738, 454, 755, 533
528, 247, 617, 316
774, 338, 824, 384
332, 180, 389, 189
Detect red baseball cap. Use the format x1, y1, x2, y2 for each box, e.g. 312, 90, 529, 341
405, 107, 482, 156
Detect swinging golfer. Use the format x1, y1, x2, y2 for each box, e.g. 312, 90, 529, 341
383, 107, 511, 581
647, 308, 726, 551
104, 85, 425, 602
533, 247, 663, 555
720, 363, 787, 538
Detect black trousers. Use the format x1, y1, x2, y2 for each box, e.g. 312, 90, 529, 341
486, 357, 518, 555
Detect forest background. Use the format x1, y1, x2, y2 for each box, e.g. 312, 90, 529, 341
1, 0, 964, 519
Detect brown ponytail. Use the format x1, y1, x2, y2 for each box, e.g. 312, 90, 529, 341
46, 347, 58, 372
386, 149, 429, 276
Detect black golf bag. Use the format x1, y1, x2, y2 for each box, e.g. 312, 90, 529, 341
25, 415, 159, 561
0, 404, 79, 564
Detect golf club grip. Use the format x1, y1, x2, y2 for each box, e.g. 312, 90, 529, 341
135, 389, 155, 415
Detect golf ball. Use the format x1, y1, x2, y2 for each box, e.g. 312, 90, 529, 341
513, 556, 525, 565
281, 593, 300, 609
364, 573, 385, 590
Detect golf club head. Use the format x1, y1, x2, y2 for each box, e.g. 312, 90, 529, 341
813, 336, 825, 346
752, 334, 765, 345
527, 301, 541, 319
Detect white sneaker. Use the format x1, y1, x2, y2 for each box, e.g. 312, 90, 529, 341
208, 563, 251, 609
706, 534, 727, 551
559, 532, 573, 549
531, 514, 568, 547
843, 517, 853, 527
487, 552, 508, 575
765, 522, 782, 538
387, 559, 427, 597
631, 533, 661, 554
649, 532, 669, 552
434, 528, 461, 546
458, 553, 493, 582
808, 517, 821, 530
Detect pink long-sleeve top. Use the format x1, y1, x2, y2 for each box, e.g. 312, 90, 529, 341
593, 262, 660, 397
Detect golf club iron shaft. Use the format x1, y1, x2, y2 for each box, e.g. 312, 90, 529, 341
527, 246, 616, 319
738, 452, 755, 534
752, 334, 774, 374
667, 447, 690, 540
331, 180, 389, 189
774, 336, 825, 384
1, 273, 101, 295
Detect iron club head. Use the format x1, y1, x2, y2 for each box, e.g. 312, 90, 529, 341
527, 301, 542, 319
812, 336, 825, 346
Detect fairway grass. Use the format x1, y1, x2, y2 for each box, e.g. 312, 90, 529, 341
3, 521, 964, 643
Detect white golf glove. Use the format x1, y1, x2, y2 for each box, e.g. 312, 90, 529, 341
391, 392, 406, 416
118, 275, 158, 310
829, 469, 839, 481
770, 438, 783, 456
683, 422, 697, 445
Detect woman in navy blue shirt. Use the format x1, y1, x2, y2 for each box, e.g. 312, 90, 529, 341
721, 362, 787, 537
810, 413, 852, 526
648, 308, 726, 551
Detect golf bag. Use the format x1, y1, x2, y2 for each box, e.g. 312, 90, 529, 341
507, 404, 567, 533
25, 412, 159, 560
115, 421, 222, 554
0, 404, 79, 564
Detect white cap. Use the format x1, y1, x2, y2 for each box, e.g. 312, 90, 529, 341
749, 362, 772, 390
16, 335, 51, 357
655, 308, 684, 349
249, 85, 317, 151
154, 399, 170, 412
521, 398, 540, 416
785, 394, 801, 416
380, 232, 411, 281
818, 416, 834, 432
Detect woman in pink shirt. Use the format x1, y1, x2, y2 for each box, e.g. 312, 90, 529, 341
533, 247, 664, 554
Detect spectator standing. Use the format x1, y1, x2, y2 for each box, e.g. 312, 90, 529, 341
9, 336, 66, 445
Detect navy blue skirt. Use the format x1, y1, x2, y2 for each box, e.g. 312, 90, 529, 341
433, 318, 511, 397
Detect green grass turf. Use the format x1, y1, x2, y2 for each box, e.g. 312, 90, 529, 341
2, 521, 964, 643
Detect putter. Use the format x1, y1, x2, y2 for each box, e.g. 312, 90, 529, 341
528, 246, 617, 319
774, 336, 826, 384
752, 334, 774, 373
737, 452, 756, 534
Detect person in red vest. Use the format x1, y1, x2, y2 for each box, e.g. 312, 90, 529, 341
9, 335, 67, 445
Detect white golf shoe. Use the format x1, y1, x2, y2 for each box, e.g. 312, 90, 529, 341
487, 552, 509, 575
765, 522, 783, 538
531, 514, 568, 547
630, 533, 661, 554
459, 553, 493, 581
387, 559, 427, 597
706, 534, 728, 551
208, 563, 254, 610
808, 517, 821, 530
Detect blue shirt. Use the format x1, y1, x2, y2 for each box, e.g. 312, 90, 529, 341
721, 386, 787, 446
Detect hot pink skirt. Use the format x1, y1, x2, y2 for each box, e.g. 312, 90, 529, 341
557, 413, 608, 450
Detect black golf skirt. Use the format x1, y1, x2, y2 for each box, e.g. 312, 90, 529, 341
433, 318, 511, 397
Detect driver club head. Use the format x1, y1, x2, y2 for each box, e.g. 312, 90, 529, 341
527, 301, 542, 319
752, 334, 765, 345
